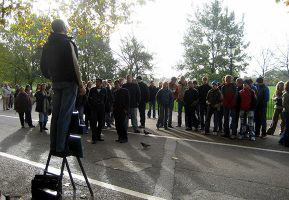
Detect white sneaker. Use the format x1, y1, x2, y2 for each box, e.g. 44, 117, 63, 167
250, 137, 256, 141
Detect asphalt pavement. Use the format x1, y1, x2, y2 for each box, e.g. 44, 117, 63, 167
0, 105, 289, 200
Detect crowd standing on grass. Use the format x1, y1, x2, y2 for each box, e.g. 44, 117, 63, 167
1, 19, 289, 152
2, 74, 289, 147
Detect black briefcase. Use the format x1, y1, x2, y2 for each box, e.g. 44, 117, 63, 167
31, 174, 61, 200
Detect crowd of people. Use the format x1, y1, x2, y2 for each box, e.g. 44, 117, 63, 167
1, 19, 289, 152
2, 74, 289, 147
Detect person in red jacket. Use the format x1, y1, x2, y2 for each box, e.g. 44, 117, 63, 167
237, 80, 257, 141
221, 75, 237, 139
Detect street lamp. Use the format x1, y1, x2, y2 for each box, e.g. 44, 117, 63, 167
229, 44, 236, 76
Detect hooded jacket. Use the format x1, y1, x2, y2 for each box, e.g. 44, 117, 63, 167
221, 83, 237, 108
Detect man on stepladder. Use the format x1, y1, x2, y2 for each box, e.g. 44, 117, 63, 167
40, 19, 85, 154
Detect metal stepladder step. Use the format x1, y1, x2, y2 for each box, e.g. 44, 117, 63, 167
43, 149, 94, 198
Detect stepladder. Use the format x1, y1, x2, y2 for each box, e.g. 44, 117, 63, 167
43, 144, 94, 199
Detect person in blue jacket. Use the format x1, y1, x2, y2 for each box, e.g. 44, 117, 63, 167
255, 77, 269, 138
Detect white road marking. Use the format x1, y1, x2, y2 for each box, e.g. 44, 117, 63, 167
0, 114, 50, 123
0, 151, 166, 200
142, 133, 289, 155
1, 114, 289, 155
153, 139, 176, 200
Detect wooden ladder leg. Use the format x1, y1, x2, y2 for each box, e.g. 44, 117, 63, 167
76, 157, 94, 197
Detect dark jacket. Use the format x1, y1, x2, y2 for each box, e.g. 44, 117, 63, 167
88, 87, 107, 110
206, 88, 222, 107
198, 84, 211, 105
149, 85, 158, 102
156, 88, 173, 107
15, 92, 32, 113
138, 81, 150, 105
221, 83, 237, 108
34, 91, 51, 113
40, 32, 78, 84
183, 88, 199, 107
256, 84, 270, 108
122, 83, 141, 108
113, 88, 130, 113
105, 86, 113, 113
84, 87, 91, 115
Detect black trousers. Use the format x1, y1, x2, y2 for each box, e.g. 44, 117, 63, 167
205, 106, 219, 132
19, 111, 32, 126
185, 105, 199, 129
85, 113, 90, 129
255, 106, 267, 136
147, 101, 156, 118
138, 103, 146, 126
90, 107, 105, 141
199, 104, 207, 129
114, 111, 128, 140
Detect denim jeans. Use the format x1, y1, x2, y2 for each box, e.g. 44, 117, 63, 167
240, 110, 255, 137
157, 104, 169, 128
223, 107, 237, 136
77, 105, 85, 124
39, 112, 48, 123
129, 108, 138, 130
148, 101, 156, 118
50, 82, 78, 152
168, 102, 174, 126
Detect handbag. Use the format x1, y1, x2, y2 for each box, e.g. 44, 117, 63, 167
31, 174, 61, 200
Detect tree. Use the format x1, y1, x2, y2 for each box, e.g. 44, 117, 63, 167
253, 48, 274, 78
0, 10, 52, 86
62, 0, 146, 37
0, 0, 32, 26
63, 0, 148, 81
265, 69, 288, 85
179, 0, 250, 82
274, 44, 289, 78
276, 0, 289, 6
118, 36, 154, 80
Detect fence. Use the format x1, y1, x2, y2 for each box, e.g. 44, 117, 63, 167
170, 99, 275, 120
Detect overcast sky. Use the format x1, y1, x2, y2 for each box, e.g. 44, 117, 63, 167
36, 0, 289, 79
110, 0, 289, 78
